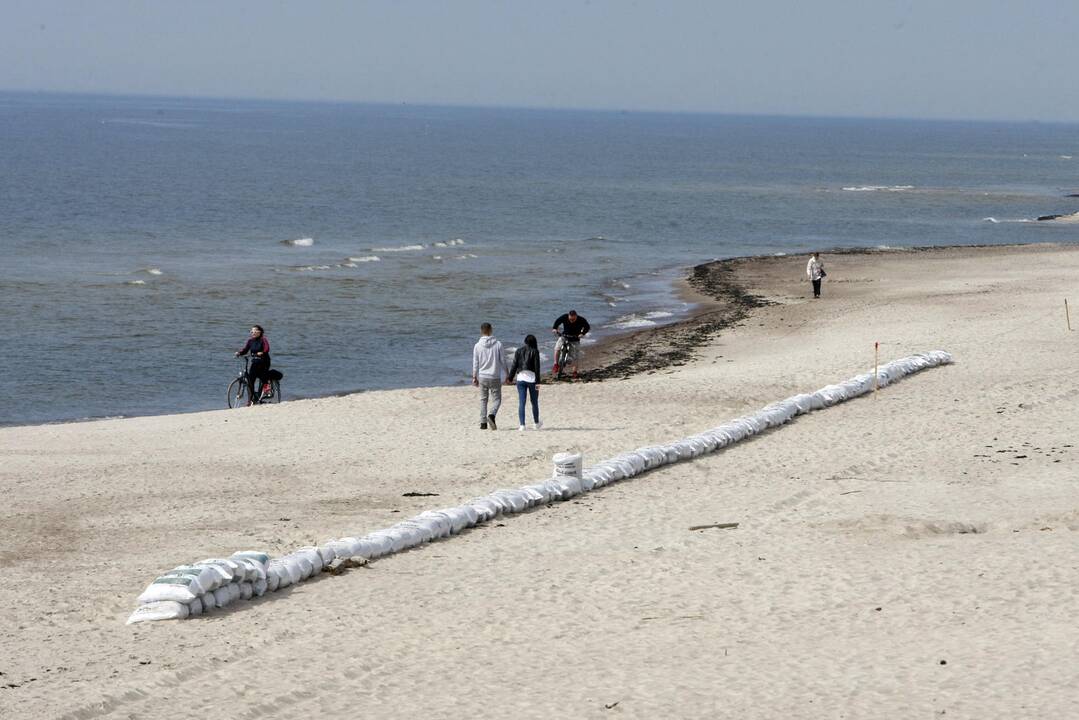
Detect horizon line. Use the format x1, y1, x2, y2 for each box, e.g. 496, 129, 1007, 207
2, 87, 1075, 127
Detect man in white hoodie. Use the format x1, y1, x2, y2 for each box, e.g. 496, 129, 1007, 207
472, 322, 509, 430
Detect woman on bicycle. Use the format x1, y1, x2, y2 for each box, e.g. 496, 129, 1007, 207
507, 334, 542, 430
235, 325, 271, 405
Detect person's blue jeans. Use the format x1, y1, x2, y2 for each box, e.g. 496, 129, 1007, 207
517, 381, 539, 425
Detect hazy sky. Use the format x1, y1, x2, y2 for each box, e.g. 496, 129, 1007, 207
2, 0, 1078, 121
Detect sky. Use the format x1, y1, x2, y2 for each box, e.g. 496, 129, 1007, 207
2, 0, 1078, 121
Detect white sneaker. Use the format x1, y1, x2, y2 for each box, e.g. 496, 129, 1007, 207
535, 421, 543, 430
518, 425, 526, 431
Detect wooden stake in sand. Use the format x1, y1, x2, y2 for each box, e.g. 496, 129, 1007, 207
1066, 299, 1072, 331
874, 342, 880, 395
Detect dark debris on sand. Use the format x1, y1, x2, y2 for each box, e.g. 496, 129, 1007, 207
577, 258, 773, 383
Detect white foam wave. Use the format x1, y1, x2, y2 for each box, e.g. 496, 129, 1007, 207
983, 217, 1000, 223
371, 244, 425, 252
135, 267, 164, 275
125, 279, 146, 286
842, 185, 915, 192
643, 311, 673, 320
432, 239, 466, 248
347, 255, 381, 263
453, 254, 478, 260
282, 237, 315, 247
292, 264, 333, 272
1061, 155, 1073, 160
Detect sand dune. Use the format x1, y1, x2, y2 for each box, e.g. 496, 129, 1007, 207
1, 243, 1077, 718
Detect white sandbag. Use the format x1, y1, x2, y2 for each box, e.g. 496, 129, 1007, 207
326, 538, 362, 558
361, 532, 395, 558
188, 597, 204, 617
314, 544, 337, 566
292, 554, 315, 579
228, 582, 242, 603
239, 558, 268, 582
196, 559, 238, 584
213, 586, 232, 608
158, 568, 212, 596
412, 511, 453, 538
267, 558, 297, 587
466, 497, 502, 522
253, 579, 267, 597
127, 601, 189, 625
553, 475, 583, 499
616, 452, 648, 475
486, 490, 521, 514
174, 565, 225, 593
293, 548, 324, 575
202, 557, 244, 581
394, 520, 436, 545
231, 551, 271, 575
239, 582, 254, 601
200, 590, 216, 611
265, 569, 281, 592
349, 537, 378, 559
439, 505, 479, 532
137, 575, 202, 605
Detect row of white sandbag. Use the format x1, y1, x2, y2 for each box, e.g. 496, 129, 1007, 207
128, 351, 952, 624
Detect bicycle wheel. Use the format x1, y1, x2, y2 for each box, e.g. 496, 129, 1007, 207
227, 378, 248, 408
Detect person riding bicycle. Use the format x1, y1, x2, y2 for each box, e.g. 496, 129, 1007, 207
551, 309, 590, 379
235, 325, 272, 405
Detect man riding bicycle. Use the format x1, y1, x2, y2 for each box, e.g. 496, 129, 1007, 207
551, 309, 590, 379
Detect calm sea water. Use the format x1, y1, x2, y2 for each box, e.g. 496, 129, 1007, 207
2, 92, 1077, 425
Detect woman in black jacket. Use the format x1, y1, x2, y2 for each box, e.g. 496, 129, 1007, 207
507, 334, 542, 430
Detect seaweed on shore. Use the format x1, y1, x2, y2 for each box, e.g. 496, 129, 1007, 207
578, 259, 772, 382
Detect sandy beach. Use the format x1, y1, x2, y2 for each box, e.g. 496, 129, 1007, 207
2, 242, 1077, 719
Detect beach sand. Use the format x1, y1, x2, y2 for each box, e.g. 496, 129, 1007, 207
2, 243, 1077, 719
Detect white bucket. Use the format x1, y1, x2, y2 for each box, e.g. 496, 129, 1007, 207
552, 451, 583, 480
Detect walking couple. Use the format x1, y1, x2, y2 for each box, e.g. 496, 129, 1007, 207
472, 323, 542, 431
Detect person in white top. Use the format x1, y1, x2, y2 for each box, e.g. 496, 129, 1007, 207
472, 322, 509, 430
806, 252, 826, 298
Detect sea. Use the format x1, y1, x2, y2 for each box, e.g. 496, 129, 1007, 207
2, 92, 1077, 426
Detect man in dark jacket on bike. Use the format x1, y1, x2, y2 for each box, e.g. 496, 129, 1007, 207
551, 309, 590, 379
236, 324, 271, 405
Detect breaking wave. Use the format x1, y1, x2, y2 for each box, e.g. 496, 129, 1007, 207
371, 243, 425, 252
281, 237, 315, 247
607, 310, 676, 330
842, 185, 915, 192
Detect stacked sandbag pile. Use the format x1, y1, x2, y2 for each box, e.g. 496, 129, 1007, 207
127, 351, 952, 624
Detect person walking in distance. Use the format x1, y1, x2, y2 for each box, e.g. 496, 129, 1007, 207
507, 334, 542, 431
806, 252, 826, 299
551, 309, 590, 379
472, 322, 509, 430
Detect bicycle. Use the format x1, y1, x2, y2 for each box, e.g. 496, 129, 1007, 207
227, 356, 283, 408
552, 332, 578, 380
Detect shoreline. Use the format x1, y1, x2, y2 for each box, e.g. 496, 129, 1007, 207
579, 241, 1071, 382
5, 241, 1074, 429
